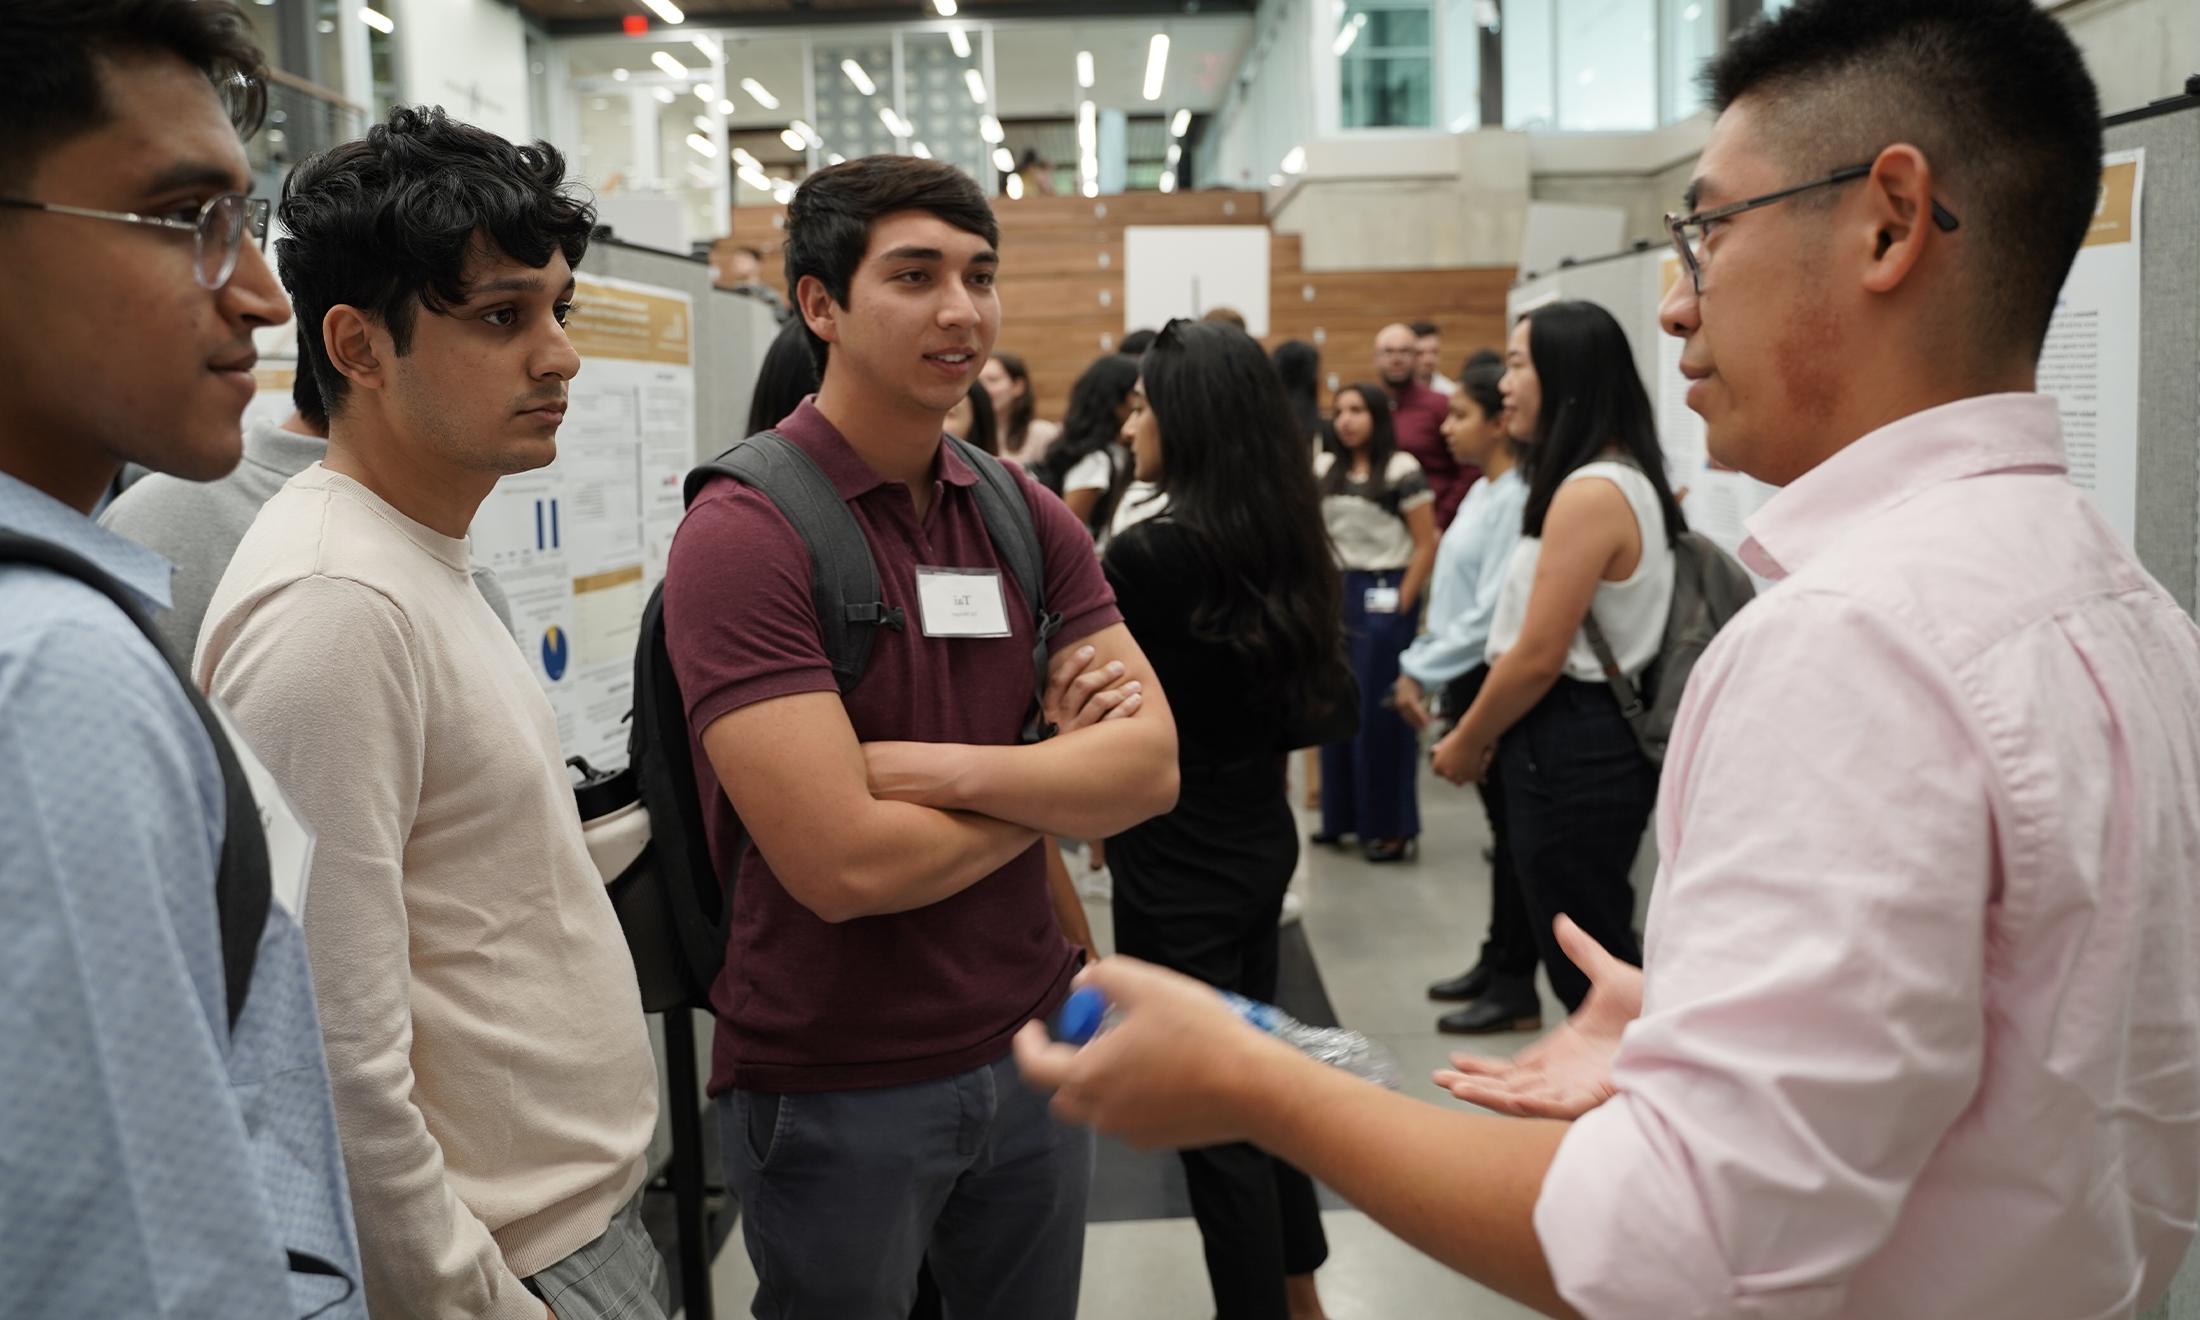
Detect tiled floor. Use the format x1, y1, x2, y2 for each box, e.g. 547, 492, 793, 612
696, 759, 1560, 1318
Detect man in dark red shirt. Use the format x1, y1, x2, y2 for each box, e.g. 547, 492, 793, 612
661, 156, 1179, 1319
1377, 321, 1472, 527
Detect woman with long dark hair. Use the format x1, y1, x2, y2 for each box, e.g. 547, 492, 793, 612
746, 315, 821, 435
1105, 319, 1354, 1320
1032, 352, 1141, 537
1432, 299, 1684, 1011
1272, 339, 1323, 449
1314, 383, 1438, 862
981, 352, 1059, 464
943, 380, 999, 455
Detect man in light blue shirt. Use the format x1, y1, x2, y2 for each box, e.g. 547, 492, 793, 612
1389, 363, 1539, 1036
0, 3, 362, 1314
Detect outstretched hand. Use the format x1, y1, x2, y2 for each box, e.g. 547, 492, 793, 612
1433, 916, 1642, 1120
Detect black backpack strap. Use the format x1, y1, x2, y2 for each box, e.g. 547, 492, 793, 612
946, 436, 1061, 743
686, 430, 903, 694
0, 532, 269, 1034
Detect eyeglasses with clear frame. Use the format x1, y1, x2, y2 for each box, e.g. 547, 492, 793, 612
1663, 162, 1960, 296
0, 192, 271, 290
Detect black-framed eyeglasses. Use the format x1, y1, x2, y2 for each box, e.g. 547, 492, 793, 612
1663, 162, 1960, 296
0, 192, 271, 291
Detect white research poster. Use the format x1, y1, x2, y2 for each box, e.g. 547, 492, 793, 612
472, 272, 694, 771
2039, 147, 2144, 544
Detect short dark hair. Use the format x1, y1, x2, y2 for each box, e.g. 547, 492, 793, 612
747, 315, 821, 435
277, 106, 595, 414
0, 0, 268, 192
955, 381, 999, 456
1119, 329, 1158, 356
290, 326, 328, 431
991, 351, 1037, 449
783, 155, 999, 374
1408, 320, 1440, 339
1705, 0, 2100, 358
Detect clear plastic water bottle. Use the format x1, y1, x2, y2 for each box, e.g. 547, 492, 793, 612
1055, 985, 1401, 1090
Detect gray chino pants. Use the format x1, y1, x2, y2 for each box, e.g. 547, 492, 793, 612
718, 1053, 1094, 1320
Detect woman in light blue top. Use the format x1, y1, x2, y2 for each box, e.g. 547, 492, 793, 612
1394, 357, 1541, 1034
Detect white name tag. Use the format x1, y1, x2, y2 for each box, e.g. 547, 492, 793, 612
915, 566, 1012, 638
209, 700, 318, 920
1364, 586, 1402, 615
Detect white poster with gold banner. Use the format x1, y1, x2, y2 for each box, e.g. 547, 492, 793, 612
2040, 148, 2144, 544
472, 272, 695, 770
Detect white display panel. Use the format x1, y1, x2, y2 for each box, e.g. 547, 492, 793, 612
1123, 225, 1272, 336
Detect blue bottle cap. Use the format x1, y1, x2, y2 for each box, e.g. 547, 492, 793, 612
1057, 986, 1109, 1045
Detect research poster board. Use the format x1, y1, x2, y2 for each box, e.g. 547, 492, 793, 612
2039, 148, 2146, 545
472, 273, 695, 771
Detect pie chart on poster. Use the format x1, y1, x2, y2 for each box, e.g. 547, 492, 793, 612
541, 625, 570, 681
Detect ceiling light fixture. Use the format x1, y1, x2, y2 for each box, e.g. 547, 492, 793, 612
781, 128, 807, 150
963, 69, 987, 103
1158, 171, 1176, 193
653, 87, 676, 104
1006, 174, 1025, 199
738, 165, 772, 191
978, 114, 1004, 144
732, 146, 761, 169
612, 68, 630, 82
1170, 108, 1191, 137
993, 147, 1016, 172
1332, 12, 1367, 56
358, 6, 394, 34
691, 36, 719, 61
828, 152, 847, 165
1076, 50, 1095, 89
948, 28, 971, 58
693, 114, 713, 133
1143, 33, 1169, 101
1165, 142, 1181, 166
718, 98, 735, 115
841, 59, 877, 95
1268, 172, 1286, 187
686, 133, 718, 158
638, 0, 685, 23
693, 83, 715, 101
912, 141, 933, 158
651, 51, 687, 79
741, 78, 779, 110
1082, 179, 1099, 198
1077, 99, 1096, 151
1280, 145, 1305, 174
933, 0, 957, 13
791, 119, 823, 147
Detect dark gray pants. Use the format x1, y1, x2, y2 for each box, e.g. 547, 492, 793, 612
523, 1191, 669, 1320
718, 1053, 1093, 1320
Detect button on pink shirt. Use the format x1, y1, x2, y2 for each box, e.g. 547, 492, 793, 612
1536, 394, 2200, 1319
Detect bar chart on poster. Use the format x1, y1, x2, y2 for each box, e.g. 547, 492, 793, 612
471, 273, 695, 770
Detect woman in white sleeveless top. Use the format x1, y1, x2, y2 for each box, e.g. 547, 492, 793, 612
1430, 301, 1685, 1012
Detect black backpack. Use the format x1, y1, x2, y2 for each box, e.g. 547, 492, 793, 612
1581, 525, 1757, 766
600, 431, 1059, 1013
0, 530, 357, 1316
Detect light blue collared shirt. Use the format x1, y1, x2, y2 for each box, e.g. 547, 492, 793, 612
1399, 467, 1527, 689
0, 469, 362, 1318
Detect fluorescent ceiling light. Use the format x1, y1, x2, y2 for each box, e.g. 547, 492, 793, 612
780, 128, 807, 150
993, 147, 1016, 172
612, 68, 630, 82
948, 28, 971, 58
686, 133, 718, 158
653, 87, 677, 104
912, 141, 932, 159
1165, 142, 1181, 166
773, 181, 797, 204
651, 51, 688, 78
638, 0, 685, 22
964, 69, 987, 104
1280, 145, 1305, 174
732, 146, 761, 169
1170, 108, 1191, 137
1143, 34, 1169, 101
1158, 171, 1176, 193
979, 114, 1004, 144
694, 83, 715, 101
1006, 174, 1025, 200
687, 163, 716, 186
1332, 12, 1367, 56
841, 59, 877, 96
693, 114, 714, 133
828, 152, 847, 165
1077, 99, 1096, 151
739, 165, 772, 190
1076, 51, 1094, 89
718, 98, 736, 115
933, 0, 957, 13
741, 78, 779, 110
691, 37, 719, 60
1082, 179, 1099, 198
358, 6, 393, 34
791, 119, 823, 147
1268, 173, 1285, 187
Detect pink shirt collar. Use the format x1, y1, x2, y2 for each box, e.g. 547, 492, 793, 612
1740, 393, 2067, 581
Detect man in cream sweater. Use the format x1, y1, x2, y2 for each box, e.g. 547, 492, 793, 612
198, 107, 661, 1320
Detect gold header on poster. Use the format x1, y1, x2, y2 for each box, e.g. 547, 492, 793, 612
566, 276, 693, 366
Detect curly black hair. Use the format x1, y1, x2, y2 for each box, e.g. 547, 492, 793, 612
276, 105, 596, 413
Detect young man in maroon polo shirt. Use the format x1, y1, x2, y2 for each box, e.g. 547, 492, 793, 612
660, 156, 1180, 1318
1375, 321, 1471, 527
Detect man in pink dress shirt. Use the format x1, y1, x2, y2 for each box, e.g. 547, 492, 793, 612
1013, 1, 2200, 1316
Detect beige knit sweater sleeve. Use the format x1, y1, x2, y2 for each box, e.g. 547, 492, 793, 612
204, 573, 547, 1320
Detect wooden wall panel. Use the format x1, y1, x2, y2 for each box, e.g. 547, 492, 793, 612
712, 196, 1514, 424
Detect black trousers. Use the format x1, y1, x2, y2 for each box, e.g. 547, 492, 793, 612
1112, 761, 1331, 1319
1443, 667, 1537, 980
1498, 678, 1655, 1010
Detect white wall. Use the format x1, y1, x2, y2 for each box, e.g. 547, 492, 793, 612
393, 0, 533, 143
2052, 0, 2199, 117
1197, 0, 1321, 190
